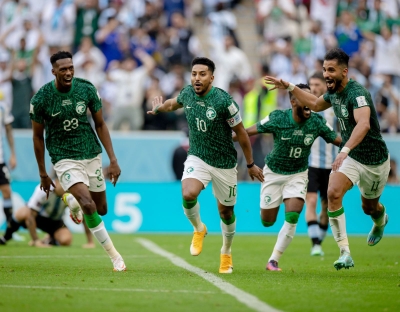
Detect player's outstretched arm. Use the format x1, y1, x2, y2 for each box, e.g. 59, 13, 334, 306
264, 76, 331, 112
25, 209, 50, 248
232, 124, 258, 142
147, 96, 182, 115
32, 120, 55, 198
232, 122, 264, 182
92, 109, 121, 186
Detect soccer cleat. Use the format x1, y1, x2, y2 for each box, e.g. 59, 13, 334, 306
266, 260, 282, 271
0, 237, 6, 245
112, 255, 126, 271
367, 214, 388, 246
219, 254, 233, 274
190, 223, 207, 256
333, 252, 354, 270
62, 193, 83, 224
311, 244, 324, 256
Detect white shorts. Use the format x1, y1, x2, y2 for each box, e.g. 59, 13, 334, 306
260, 165, 308, 209
181, 155, 238, 206
54, 154, 106, 192
336, 155, 390, 199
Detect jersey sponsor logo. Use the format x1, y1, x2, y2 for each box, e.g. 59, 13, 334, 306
304, 134, 314, 145
52, 111, 61, 117
206, 107, 217, 120
281, 137, 291, 140
228, 103, 238, 115
260, 115, 269, 125
227, 113, 242, 127
294, 130, 303, 136
356, 96, 368, 107
76, 102, 86, 115
29, 103, 34, 114
62, 99, 72, 106
341, 106, 349, 118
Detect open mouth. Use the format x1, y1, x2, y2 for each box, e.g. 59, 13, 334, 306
64, 77, 72, 84
304, 106, 310, 112
326, 79, 334, 89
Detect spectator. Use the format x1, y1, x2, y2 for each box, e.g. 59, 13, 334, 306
74, 0, 100, 50
335, 10, 363, 56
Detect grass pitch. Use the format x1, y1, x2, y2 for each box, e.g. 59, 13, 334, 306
0, 233, 399, 312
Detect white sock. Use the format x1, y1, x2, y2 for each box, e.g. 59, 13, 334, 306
183, 202, 204, 232
220, 219, 236, 255
65, 194, 81, 210
329, 208, 350, 254
269, 221, 297, 262
90, 221, 119, 259
372, 205, 386, 227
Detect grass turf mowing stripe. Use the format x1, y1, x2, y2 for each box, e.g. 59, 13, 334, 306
0, 285, 217, 294
136, 238, 281, 312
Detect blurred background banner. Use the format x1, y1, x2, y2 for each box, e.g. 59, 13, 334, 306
1, 181, 400, 234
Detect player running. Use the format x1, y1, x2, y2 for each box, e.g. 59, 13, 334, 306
147, 57, 264, 273
30, 51, 125, 271
265, 48, 390, 270
234, 83, 341, 271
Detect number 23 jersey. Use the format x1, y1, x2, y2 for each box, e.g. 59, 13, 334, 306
257, 109, 337, 175
29, 78, 102, 164
177, 86, 242, 169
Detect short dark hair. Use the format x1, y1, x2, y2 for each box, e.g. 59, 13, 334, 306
324, 48, 349, 67
191, 57, 215, 73
50, 51, 73, 65
309, 72, 325, 82
290, 83, 310, 99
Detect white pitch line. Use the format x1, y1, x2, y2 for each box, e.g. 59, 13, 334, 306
0, 255, 151, 259
0, 285, 217, 295
136, 238, 281, 312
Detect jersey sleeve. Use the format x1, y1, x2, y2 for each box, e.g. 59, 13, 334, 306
29, 92, 44, 124
256, 111, 278, 134
225, 100, 242, 128
176, 86, 190, 106
350, 88, 373, 110
323, 92, 331, 104
318, 116, 337, 144
88, 84, 102, 114
0, 103, 13, 125
27, 184, 48, 212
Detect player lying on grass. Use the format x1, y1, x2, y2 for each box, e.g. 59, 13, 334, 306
148, 57, 264, 273
234, 83, 341, 271
264, 48, 390, 270
0, 179, 93, 247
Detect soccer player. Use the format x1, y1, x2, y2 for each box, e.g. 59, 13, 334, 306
234, 83, 341, 271
0, 93, 16, 230
147, 57, 264, 274
29, 51, 126, 271
0, 179, 92, 247
306, 72, 338, 256
264, 48, 390, 270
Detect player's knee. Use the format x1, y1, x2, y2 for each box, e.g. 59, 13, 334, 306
285, 211, 300, 224
361, 202, 375, 215
97, 203, 108, 216
182, 190, 197, 202
219, 209, 233, 221
80, 199, 96, 214
14, 207, 29, 221
327, 186, 343, 203
261, 219, 275, 227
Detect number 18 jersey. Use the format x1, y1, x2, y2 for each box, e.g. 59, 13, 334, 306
177, 86, 242, 169
257, 109, 337, 175
29, 78, 102, 164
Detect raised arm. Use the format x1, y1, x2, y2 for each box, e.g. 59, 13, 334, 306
264, 76, 332, 112
91, 108, 120, 186
147, 96, 183, 115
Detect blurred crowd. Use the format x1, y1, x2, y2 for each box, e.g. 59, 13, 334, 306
0, 0, 399, 135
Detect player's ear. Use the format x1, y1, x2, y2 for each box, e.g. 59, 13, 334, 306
210, 74, 214, 83
51, 68, 56, 76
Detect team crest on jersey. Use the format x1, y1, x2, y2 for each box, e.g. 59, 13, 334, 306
304, 134, 314, 146
76, 102, 86, 115
341, 106, 349, 118
264, 195, 272, 205
206, 107, 217, 120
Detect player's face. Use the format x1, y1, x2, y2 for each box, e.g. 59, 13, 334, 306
323, 59, 348, 94
191, 64, 214, 96
52, 58, 74, 89
309, 78, 327, 97
291, 89, 311, 121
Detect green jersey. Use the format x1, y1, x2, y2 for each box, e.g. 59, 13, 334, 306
323, 79, 388, 165
30, 78, 102, 164
177, 86, 241, 169
257, 109, 337, 175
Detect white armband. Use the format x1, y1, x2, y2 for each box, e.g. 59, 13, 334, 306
286, 83, 295, 92
341, 146, 351, 154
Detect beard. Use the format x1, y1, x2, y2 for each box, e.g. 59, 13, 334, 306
327, 78, 342, 94
295, 106, 306, 121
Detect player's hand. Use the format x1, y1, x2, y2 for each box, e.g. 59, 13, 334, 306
332, 152, 348, 172
9, 154, 16, 170
264, 76, 289, 91
40, 176, 56, 199
108, 160, 121, 186
29, 239, 52, 248
147, 96, 163, 115
248, 165, 264, 182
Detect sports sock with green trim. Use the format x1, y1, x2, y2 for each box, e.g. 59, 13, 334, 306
328, 207, 350, 254
371, 203, 386, 227
220, 215, 236, 255
182, 198, 204, 232
84, 212, 119, 259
